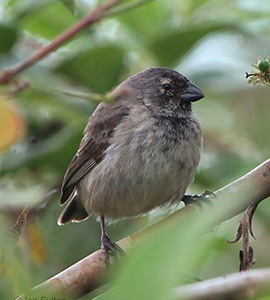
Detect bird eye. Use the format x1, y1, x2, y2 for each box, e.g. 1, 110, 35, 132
162, 83, 172, 91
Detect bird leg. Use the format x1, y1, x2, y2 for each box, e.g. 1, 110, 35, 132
182, 190, 215, 208
100, 215, 124, 267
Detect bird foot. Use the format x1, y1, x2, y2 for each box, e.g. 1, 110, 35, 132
182, 190, 215, 208
101, 233, 125, 267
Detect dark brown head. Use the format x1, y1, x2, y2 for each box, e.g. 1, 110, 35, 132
122, 67, 204, 114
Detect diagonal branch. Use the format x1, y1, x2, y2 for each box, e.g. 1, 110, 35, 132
17, 159, 270, 299
0, 0, 125, 86
0, 0, 157, 87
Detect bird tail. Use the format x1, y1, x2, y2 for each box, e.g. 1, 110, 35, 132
57, 192, 90, 225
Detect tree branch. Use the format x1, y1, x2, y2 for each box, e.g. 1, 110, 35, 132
17, 159, 270, 299
173, 268, 270, 300
0, 0, 125, 86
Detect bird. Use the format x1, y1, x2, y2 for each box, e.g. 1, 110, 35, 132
57, 67, 205, 264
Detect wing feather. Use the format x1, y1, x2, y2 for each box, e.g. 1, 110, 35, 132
60, 102, 130, 205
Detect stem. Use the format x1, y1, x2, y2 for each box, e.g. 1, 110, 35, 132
0, 0, 125, 86
36, 86, 103, 102
0, 0, 158, 87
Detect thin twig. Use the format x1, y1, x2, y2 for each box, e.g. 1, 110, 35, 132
50, 89, 102, 101
0, 0, 157, 88
32, 83, 132, 103
17, 159, 270, 298
33, 85, 104, 102
0, 0, 125, 86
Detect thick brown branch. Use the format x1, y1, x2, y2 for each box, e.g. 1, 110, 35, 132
173, 268, 270, 300
0, 0, 124, 86
19, 159, 270, 298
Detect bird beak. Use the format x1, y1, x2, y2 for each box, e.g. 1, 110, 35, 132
181, 82, 204, 102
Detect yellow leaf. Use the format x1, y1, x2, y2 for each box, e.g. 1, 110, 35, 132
0, 99, 26, 152
25, 221, 48, 265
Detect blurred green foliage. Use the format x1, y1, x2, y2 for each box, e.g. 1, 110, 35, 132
54, 44, 127, 92
0, 0, 270, 299
0, 23, 18, 55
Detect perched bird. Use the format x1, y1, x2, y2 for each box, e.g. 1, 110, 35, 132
58, 67, 205, 263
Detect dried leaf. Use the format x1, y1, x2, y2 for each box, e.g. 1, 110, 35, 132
227, 223, 243, 243
0, 99, 26, 152
7, 207, 29, 243
60, 0, 76, 14
26, 221, 48, 265
248, 246, 256, 266
247, 204, 258, 240
239, 250, 244, 272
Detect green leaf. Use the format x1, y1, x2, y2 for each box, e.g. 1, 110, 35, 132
116, 0, 169, 40
54, 44, 127, 93
7, 0, 52, 22
0, 23, 18, 55
106, 214, 221, 300
60, 0, 76, 14
22, 1, 78, 39
149, 23, 240, 66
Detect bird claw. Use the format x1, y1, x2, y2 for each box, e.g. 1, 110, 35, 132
101, 233, 125, 267
182, 190, 215, 209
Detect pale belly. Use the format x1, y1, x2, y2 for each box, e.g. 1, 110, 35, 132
78, 139, 200, 219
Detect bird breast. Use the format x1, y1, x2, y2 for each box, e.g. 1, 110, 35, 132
79, 107, 202, 220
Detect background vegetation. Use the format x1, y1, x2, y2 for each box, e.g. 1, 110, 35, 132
0, 0, 270, 299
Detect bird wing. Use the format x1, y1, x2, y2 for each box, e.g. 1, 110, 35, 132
60, 102, 130, 205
